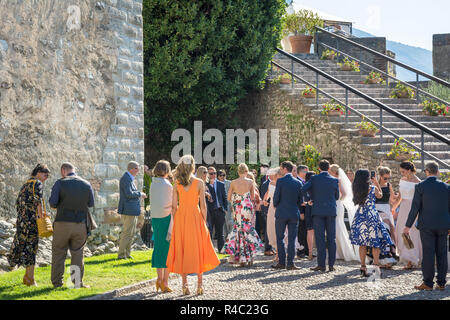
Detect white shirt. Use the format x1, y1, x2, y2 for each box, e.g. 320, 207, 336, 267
150, 177, 173, 218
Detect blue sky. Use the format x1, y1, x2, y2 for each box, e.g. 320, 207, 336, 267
290, 0, 449, 51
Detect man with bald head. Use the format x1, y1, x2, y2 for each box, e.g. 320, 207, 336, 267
117, 161, 147, 260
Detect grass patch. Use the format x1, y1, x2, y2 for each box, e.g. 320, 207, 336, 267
0, 250, 228, 300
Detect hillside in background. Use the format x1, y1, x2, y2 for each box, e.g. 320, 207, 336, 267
353, 28, 432, 81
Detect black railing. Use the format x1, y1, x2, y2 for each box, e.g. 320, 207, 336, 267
272, 48, 450, 170
314, 26, 450, 107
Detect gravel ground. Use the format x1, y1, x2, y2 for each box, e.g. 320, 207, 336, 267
114, 254, 450, 300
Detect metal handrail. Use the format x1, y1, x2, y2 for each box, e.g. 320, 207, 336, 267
317, 41, 450, 106
315, 26, 450, 87
273, 48, 450, 169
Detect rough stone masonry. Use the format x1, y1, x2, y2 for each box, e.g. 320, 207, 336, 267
0, 0, 146, 270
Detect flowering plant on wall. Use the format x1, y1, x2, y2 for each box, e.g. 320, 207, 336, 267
355, 118, 379, 137
386, 137, 420, 161
321, 100, 346, 116
364, 71, 385, 84
271, 73, 296, 84
301, 87, 316, 98
338, 56, 360, 72
421, 100, 449, 116
320, 49, 338, 60
300, 145, 321, 173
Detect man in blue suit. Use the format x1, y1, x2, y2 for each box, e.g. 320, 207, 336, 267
118, 161, 147, 260
272, 161, 303, 270
206, 167, 228, 253
404, 161, 450, 291
302, 160, 339, 272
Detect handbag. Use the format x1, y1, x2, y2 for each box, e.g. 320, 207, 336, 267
28, 178, 53, 238
402, 232, 414, 250
86, 210, 97, 236
140, 210, 153, 248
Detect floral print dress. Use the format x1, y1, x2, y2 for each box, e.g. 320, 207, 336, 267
349, 185, 393, 254
7, 178, 43, 268
224, 192, 263, 264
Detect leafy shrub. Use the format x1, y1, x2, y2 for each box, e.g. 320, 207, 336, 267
282, 9, 324, 36
421, 100, 449, 116
338, 56, 360, 72
390, 82, 415, 99
143, 0, 286, 154
300, 145, 321, 173
321, 100, 346, 115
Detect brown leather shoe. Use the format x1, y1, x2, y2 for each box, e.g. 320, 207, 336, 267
435, 284, 445, 291
271, 263, 286, 269
264, 251, 274, 256
414, 283, 433, 291
310, 266, 326, 272
287, 264, 300, 270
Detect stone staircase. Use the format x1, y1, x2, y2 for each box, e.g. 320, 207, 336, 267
271, 53, 450, 173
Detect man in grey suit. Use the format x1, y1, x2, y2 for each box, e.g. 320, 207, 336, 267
117, 161, 147, 260
404, 161, 450, 291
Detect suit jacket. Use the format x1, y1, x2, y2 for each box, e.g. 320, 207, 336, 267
406, 176, 450, 230
206, 180, 228, 212
273, 173, 303, 220
118, 172, 142, 216
302, 171, 339, 217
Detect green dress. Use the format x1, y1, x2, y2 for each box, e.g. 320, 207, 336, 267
8, 178, 42, 268
151, 214, 171, 268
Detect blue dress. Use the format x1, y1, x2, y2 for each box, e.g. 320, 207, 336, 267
349, 186, 393, 252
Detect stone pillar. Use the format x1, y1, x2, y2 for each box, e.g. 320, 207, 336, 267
433, 33, 450, 80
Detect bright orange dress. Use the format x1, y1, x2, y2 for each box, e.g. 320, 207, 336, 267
166, 178, 220, 274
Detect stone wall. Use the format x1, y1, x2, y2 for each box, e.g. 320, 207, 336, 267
0, 0, 145, 269
316, 34, 395, 79
237, 83, 405, 183
433, 33, 450, 80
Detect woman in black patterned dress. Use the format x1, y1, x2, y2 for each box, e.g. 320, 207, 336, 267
8, 164, 50, 286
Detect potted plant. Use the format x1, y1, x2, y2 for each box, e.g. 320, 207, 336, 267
321, 100, 346, 116
386, 137, 420, 162
365, 71, 385, 84
301, 87, 316, 98
420, 100, 449, 117
271, 73, 294, 85
321, 49, 338, 61
355, 118, 379, 137
338, 56, 360, 72
282, 9, 324, 54
390, 82, 415, 99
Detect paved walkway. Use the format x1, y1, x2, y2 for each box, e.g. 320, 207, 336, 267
113, 254, 449, 300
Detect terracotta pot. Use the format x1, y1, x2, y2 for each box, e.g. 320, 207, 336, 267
395, 153, 412, 162
280, 78, 291, 84
303, 92, 316, 98
367, 78, 380, 84
395, 91, 410, 98
324, 54, 335, 60
327, 110, 342, 116
340, 64, 353, 71
289, 35, 313, 54
359, 129, 377, 137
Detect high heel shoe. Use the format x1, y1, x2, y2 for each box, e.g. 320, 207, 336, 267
161, 283, 173, 293
196, 287, 204, 295
155, 279, 161, 292
360, 266, 369, 278
182, 284, 190, 295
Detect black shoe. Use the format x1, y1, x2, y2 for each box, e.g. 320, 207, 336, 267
126, 255, 134, 260
297, 252, 306, 259
328, 266, 336, 272
287, 264, 300, 270
271, 263, 286, 269
310, 266, 326, 272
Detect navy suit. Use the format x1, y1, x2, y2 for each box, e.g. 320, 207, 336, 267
118, 172, 142, 216
302, 171, 339, 268
406, 176, 450, 287
206, 180, 228, 252
257, 179, 272, 251
273, 173, 303, 266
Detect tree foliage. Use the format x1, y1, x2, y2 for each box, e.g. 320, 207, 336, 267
143, 0, 286, 155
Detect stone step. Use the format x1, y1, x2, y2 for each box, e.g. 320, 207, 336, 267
344, 131, 444, 143
369, 142, 450, 152
300, 96, 424, 105
328, 118, 450, 131
374, 150, 450, 161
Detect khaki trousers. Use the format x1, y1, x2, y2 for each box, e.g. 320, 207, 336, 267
118, 215, 138, 258
51, 221, 87, 287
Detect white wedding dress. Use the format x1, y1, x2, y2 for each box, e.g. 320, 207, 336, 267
335, 168, 359, 261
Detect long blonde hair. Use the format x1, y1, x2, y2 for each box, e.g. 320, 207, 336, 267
196, 166, 208, 180
174, 155, 195, 186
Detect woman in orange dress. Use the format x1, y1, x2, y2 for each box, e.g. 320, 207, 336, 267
166, 155, 220, 295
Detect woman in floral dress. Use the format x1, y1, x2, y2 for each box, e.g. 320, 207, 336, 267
349, 169, 394, 278
224, 164, 263, 266
8, 164, 50, 286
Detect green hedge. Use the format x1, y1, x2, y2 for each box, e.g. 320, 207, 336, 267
143, 0, 286, 155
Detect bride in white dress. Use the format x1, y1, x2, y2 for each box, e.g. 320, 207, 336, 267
329, 165, 359, 261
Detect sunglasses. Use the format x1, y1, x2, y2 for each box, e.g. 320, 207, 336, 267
383, 177, 391, 181
208, 172, 216, 175
218, 174, 225, 177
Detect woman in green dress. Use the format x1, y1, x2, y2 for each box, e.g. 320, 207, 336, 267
149, 160, 173, 293
8, 164, 50, 286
